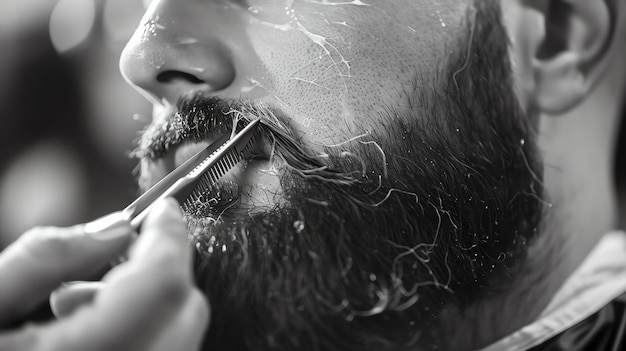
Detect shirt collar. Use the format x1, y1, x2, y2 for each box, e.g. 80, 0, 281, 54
479, 231, 626, 351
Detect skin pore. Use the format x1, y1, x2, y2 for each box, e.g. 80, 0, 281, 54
121, 0, 626, 350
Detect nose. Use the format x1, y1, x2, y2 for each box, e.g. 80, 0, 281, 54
120, 0, 244, 106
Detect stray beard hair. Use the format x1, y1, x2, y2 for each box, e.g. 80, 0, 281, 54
134, 1, 544, 350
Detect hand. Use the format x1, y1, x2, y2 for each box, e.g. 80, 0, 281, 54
0, 198, 209, 351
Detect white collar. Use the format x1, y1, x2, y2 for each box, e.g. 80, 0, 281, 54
479, 231, 626, 351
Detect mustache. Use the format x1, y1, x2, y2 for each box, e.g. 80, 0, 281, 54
133, 95, 277, 161
133, 94, 359, 186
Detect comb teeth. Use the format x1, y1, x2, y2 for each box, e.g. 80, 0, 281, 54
123, 119, 261, 228
184, 148, 241, 209
183, 133, 258, 211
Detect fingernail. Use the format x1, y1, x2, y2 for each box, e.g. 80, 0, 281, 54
84, 211, 132, 241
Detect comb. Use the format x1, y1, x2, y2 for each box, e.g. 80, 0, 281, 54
123, 119, 260, 229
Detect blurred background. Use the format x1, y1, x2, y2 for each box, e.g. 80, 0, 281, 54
0, 0, 625, 250
0, 0, 150, 248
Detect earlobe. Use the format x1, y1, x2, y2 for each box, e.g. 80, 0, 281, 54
523, 0, 613, 115
532, 51, 586, 114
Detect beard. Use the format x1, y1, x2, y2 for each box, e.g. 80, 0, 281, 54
134, 2, 544, 350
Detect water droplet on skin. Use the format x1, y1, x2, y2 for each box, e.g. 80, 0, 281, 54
133, 114, 149, 123
142, 16, 166, 40
247, 0, 295, 27
293, 220, 305, 233
434, 10, 446, 28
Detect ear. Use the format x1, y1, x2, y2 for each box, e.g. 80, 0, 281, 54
509, 0, 615, 115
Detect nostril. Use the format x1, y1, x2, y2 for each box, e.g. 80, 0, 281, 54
156, 71, 205, 84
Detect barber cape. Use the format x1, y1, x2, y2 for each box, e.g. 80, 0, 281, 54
480, 231, 626, 351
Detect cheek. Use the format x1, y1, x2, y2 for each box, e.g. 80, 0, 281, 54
242, 0, 467, 144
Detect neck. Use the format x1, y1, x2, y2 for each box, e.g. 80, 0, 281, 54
434, 59, 625, 350
540, 38, 626, 275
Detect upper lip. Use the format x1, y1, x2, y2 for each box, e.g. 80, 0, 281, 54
134, 96, 264, 163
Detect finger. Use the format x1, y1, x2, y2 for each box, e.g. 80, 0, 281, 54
0, 212, 134, 324
41, 198, 195, 350
0, 324, 40, 351
49, 281, 104, 319
150, 289, 210, 351
129, 197, 192, 270
1, 290, 209, 351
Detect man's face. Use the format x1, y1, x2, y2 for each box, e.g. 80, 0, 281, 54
124, 0, 471, 200
127, 0, 468, 129
121, 1, 544, 350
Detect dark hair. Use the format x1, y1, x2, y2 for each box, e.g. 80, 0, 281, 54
137, 1, 545, 350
